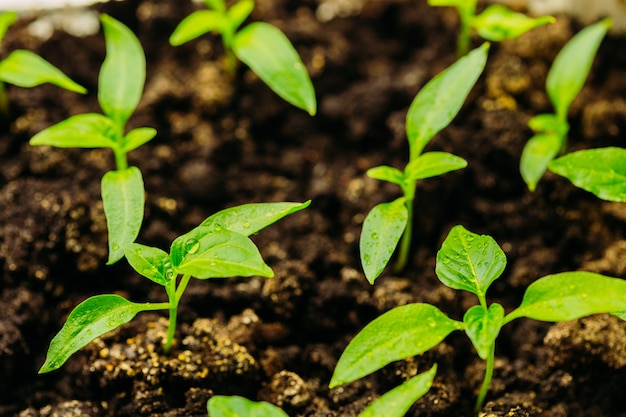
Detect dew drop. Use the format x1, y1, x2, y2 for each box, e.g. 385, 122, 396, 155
442, 257, 451, 265
371, 232, 378, 239
136, 248, 142, 255
112, 243, 120, 251
108, 320, 117, 327
242, 221, 250, 229
86, 329, 93, 335
214, 224, 222, 231
466, 235, 475, 242
185, 238, 200, 254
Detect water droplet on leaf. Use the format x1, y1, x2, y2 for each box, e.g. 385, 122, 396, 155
185, 238, 200, 254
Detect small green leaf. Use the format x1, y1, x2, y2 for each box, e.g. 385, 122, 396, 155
366, 165, 405, 187
329, 303, 462, 388
463, 304, 504, 360
102, 167, 145, 265
506, 272, 626, 323
226, 0, 254, 32
520, 132, 562, 192
548, 147, 626, 202
547, 18, 612, 119
406, 42, 488, 157
169, 10, 226, 46
435, 225, 506, 297
472, 4, 554, 42
528, 113, 569, 137
405, 151, 467, 181
204, 0, 226, 12
0, 11, 17, 44
207, 395, 288, 417
233, 22, 317, 116
99, 14, 146, 127
360, 198, 408, 284
359, 365, 438, 417
123, 127, 157, 153
30, 113, 118, 148
170, 228, 273, 279
0, 50, 86, 94
124, 243, 173, 286
39, 294, 149, 373
200, 201, 311, 236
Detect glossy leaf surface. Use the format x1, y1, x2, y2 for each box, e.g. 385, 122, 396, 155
30, 113, 118, 148
463, 304, 504, 360
473, 4, 554, 41
169, 10, 225, 46
124, 243, 173, 286
405, 151, 467, 181
207, 395, 288, 417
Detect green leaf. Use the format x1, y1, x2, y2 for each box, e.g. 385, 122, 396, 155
405, 151, 467, 181
200, 201, 311, 236
463, 304, 504, 360
30, 113, 118, 148
329, 303, 462, 388
124, 243, 173, 286
170, 228, 273, 279
548, 147, 626, 202
406, 42, 488, 157
102, 167, 145, 265
366, 165, 405, 187
435, 225, 506, 298
0, 50, 86, 94
546, 18, 612, 118
123, 127, 157, 153
520, 132, 562, 192
360, 198, 408, 284
428, 0, 471, 6
226, 0, 254, 32
472, 4, 554, 42
233, 22, 317, 116
169, 10, 226, 46
528, 113, 569, 137
359, 365, 437, 417
613, 312, 626, 321
204, 0, 226, 12
0, 11, 17, 44
39, 294, 150, 373
506, 272, 626, 323
99, 14, 146, 127
207, 395, 288, 417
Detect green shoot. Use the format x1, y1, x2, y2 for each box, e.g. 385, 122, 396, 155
360, 43, 488, 283
207, 395, 288, 417
38, 201, 310, 374
331, 225, 626, 416
169, 0, 316, 115
520, 18, 612, 191
30, 14, 153, 265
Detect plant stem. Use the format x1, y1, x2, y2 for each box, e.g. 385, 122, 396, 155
394, 181, 417, 273
163, 274, 191, 353
457, 2, 477, 56
474, 343, 495, 413
112, 146, 128, 171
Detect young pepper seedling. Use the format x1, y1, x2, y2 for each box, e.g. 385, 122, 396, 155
169, 0, 316, 115
331, 225, 626, 416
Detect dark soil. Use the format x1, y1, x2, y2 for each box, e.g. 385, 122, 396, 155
2, 0, 626, 416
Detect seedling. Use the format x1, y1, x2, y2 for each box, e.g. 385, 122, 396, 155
30, 14, 153, 265
331, 225, 626, 416
207, 395, 288, 417
520, 18, 612, 191
169, 0, 316, 115
0, 11, 86, 115
360, 43, 487, 282
38, 201, 310, 373
428, 0, 554, 56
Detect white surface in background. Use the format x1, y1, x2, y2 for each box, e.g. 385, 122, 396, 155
0, 0, 107, 11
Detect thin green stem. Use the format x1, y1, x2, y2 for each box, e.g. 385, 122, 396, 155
112, 146, 128, 171
474, 343, 495, 414
163, 274, 191, 354
140, 302, 170, 311
457, 2, 477, 57
394, 181, 416, 273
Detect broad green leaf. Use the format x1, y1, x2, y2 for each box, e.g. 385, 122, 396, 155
0, 11, 17, 44
0, 50, 86, 93
435, 225, 506, 298
405, 151, 467, 181
463, 304, 504, 360
547, 18, 612, 119
506, 272, 626, 323
233, 22, 317, 116
123, 127, 157, 153
30, 113, 118, 148
200, 201, 311, 236
170, 228, 273, 279
548, 147, 626, 202
39, 294, 150, 373
102, 166, 145, 265
124, 243, 173, 286
406, 42, 488, 157
169, 10, 226, 46
360, 198, 408, 284
207, 395, 288, 417
520, 132, 562, 192
472, 5, 554, 42
359, 365, 437, 417
329, 303, 462, 388
367, 165, 405, 187
99, 14, 146, 127
226, 0, 254, 32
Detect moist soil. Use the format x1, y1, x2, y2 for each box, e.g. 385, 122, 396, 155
2, 0, 626, 416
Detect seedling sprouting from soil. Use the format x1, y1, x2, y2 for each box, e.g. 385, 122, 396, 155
360, 43, 487, 283
30, 14, 153, 265
331, 225, 626, 416
207, 395, 288, 417
38, 201, 310, 373
520, 18, 612, 191
0, 11, 86, 115
169, 0, 316, 115
428, 0, 554, 56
